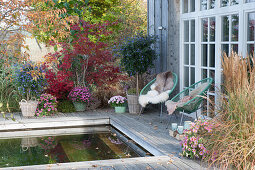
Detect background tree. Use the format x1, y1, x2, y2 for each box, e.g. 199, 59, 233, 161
30, 0, 147, 45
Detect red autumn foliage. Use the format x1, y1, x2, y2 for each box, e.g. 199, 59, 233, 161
44, 20, 126, 99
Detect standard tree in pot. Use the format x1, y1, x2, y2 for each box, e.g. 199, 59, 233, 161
117, 32, 157, 114
13, 61, 47, 117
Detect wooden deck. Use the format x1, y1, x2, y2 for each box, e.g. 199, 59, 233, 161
0, 108, 208, 170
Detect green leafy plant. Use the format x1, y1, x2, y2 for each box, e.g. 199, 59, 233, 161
117, 32, 157, 95
57, 100, 76, 113
0, 69, 20, 113
127, 88, 140, 95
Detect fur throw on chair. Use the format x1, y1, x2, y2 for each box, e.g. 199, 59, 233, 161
139, 71, 174, 107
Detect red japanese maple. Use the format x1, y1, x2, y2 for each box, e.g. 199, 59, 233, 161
44, 20, 126, 99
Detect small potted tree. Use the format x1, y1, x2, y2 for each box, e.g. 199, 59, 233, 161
14, 61, 47, 117
117, 32, 157, 113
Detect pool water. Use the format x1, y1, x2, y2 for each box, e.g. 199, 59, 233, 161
0, 126, 147, 168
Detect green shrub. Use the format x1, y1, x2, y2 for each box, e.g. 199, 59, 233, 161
127, 88, 140, 95
57, 100, 75, 113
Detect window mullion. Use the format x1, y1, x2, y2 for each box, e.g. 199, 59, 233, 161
239, 9, 244, 56
229, 15, 232, 53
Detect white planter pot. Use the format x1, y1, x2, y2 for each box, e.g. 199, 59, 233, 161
19, 99, 38, 117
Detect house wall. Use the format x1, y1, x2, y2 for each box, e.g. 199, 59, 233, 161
21, 36, 55, 63
148, 0, 180, 92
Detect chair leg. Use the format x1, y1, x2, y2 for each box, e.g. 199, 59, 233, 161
137, 107, 144, 120
166, 113, 173, 129
159, 103, 163, 123
196, 111, 198, 120
179, 113, 184, 126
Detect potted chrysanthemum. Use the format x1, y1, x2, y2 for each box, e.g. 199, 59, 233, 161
68, 86, 91, 112
13, 61, 47, 117
108, 96, 127, 113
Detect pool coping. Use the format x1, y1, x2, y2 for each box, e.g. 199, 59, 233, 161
2, 156, 172, 170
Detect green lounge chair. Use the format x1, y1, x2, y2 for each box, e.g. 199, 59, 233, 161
138, 72, 178, 121
166, 77, 213, 128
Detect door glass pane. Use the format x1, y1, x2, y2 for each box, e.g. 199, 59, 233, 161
221, 0, 229, 7
231, 15, 239, 42
191, 20, 195, 42
222, 44, 229, 56
184, 67, 189, 87
184, 21, 189, 42
191, 44, 195, 65
248, 44, 254, 56
201, 0, 207, 10
210, 17, 216, 42
210, 44, 215, 67
231, 44, 238, 53
183, 0, 188, 13
184, 45, 189, 65
202, 18, 208, 42
222, 16, 230, 41
231, 0, 239, 5
202, 69, 208, 79
202, 44, 208, 67
191, 0, 195, 12
248, 12, 255, 41
209, 0, 216, 9
209, 70, 215, 91
191, 67, 195, 85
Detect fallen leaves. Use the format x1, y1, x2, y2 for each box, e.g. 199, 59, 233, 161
167, 159, 173, 164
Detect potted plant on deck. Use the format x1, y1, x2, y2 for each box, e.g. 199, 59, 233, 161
68, 86, 91, 112
108, 96, 127, 113
117, 32, 157, 113
14, 61, 46, 117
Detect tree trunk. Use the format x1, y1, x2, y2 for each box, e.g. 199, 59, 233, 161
136, 73, 139, 96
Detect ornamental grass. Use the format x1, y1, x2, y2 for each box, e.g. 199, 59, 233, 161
204, 52, 255, 169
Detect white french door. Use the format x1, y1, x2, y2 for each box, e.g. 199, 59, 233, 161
180, 0, 255, 118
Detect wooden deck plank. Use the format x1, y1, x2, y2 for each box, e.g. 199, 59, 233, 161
89, 166, 114, 170
112, 165, 128, 170
148, 163, 168, 170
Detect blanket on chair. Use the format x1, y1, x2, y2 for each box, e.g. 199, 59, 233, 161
165, 82, 210, 115
139, 71, 174, 107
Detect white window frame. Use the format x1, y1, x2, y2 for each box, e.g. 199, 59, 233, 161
180, 0, 255, 118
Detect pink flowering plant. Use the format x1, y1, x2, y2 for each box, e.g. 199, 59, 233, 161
68, 86, 91, 103
108, 96, 127, 107
39, 136, 57, 151
36, 93, 58, 117
180, 119, 215, 159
